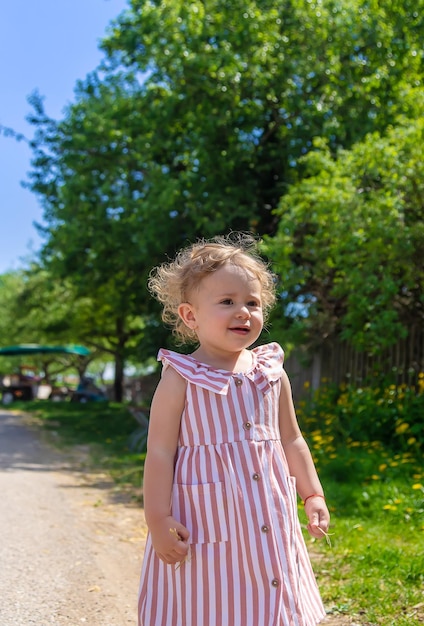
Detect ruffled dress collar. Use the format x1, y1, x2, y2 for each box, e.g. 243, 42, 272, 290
158, 342, 284, 395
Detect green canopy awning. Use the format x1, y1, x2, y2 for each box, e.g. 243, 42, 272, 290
0, 344, 90, 357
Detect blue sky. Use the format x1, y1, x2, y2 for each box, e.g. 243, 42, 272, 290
0, 0, 129, 274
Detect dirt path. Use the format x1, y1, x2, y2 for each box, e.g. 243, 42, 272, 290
0, 409, 357, 626
0, 410, 147, 626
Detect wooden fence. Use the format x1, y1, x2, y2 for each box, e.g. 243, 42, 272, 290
285, 325, 424, 401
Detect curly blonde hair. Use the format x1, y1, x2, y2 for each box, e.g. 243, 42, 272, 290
148, 233, 276, 344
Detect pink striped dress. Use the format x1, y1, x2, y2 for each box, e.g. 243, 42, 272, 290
138, 342, 326, 626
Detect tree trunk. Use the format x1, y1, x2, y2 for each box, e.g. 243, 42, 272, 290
114, 352, 124, 402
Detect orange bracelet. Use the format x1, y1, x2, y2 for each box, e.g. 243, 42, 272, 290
303, 494, 325, 506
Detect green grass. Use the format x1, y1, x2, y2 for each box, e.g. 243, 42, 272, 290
302, 443, 424, 625
307, 515, 424, 625
9, 399, 424, 625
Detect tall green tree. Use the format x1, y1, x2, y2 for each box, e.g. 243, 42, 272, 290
25, 0, 424, 394
26, 82, 174, 399
263, 106, 424, 353
102, 0, 424, 230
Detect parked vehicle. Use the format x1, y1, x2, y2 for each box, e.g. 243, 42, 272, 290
1, 369, 35, 405
70, 376, 107, 403
0, 370, 70, 404
0, 344, 92, 405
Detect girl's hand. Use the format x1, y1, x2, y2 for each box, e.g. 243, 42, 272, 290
304, 496, 331, 540
150, 516, 190, 565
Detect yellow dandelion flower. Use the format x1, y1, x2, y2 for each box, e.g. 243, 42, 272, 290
412, 483, 423, 490
383, 504, 397, 511
395, 422, 410, 435
379, 464, 387, 472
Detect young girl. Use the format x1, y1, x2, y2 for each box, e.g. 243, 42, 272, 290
138, 234, 330, 626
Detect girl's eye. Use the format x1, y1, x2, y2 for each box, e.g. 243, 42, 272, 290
248, 301, 260, 307
221, 299, 233, 305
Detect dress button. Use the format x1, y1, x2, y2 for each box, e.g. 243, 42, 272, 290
243, 421, 252, 430
271, 578, 280, 587
234, 378, 243, 386
261, 525, 269, 533
252, 473, 261, 481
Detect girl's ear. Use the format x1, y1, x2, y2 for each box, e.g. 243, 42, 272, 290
178, 303, 197, 330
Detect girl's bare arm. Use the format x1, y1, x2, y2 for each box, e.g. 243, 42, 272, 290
143, 365, 190, 563
278, 368, 330, 538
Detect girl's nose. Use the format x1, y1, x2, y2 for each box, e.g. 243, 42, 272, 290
236, 305, 250, 319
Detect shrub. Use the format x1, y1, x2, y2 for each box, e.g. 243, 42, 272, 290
297, 373, 424, 454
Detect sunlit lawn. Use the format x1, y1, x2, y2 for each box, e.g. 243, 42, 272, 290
303, 444, 424, 625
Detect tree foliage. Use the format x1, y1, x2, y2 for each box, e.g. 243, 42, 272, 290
26, 83, 171, 399
263, 105, 424, 353
0, 272, 28, 358
19, 0, 424, 392
101, 0, 424, 227
0, 268, 93, 380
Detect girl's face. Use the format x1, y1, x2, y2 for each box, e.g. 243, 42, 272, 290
179, 263, 264, 356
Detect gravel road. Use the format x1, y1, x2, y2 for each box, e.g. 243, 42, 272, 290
0, 410, 147, 626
